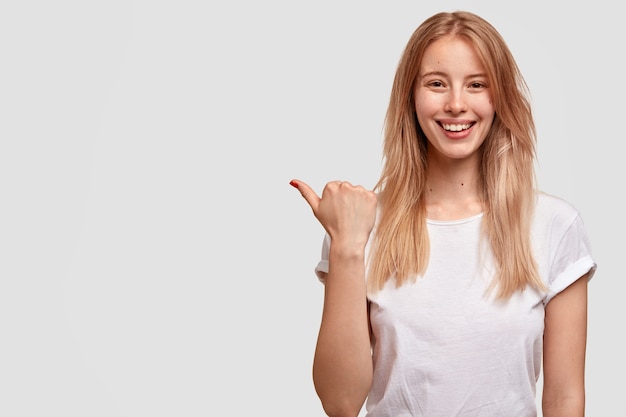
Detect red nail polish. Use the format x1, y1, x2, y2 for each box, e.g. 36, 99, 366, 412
289, 180, 299, 189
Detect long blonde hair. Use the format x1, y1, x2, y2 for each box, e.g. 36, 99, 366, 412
367, 11, 545, 299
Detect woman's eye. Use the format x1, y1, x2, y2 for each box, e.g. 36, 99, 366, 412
428, 81, 444, 87
469, 82, 486, 89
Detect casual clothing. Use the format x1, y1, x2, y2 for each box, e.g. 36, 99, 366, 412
314, 192, 596, 417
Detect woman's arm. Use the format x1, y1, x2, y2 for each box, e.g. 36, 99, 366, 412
313, 247, 373, 417
290, 179, 376, 417
542, 273, 589, 417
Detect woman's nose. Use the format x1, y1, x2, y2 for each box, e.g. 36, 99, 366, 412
443, 90, 468, 113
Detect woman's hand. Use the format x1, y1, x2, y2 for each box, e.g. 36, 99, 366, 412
290, 179, 377, 251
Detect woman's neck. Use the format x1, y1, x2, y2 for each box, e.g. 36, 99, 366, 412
424, 159, 483, 220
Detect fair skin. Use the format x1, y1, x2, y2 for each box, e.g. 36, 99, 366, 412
414, 35, 494, 220
291, 179, 376, 417
291, 35, 588, 417
543, 273, 588, 417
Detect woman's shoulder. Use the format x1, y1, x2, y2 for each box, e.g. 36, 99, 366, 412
535, 190, 579, 211
534, 190, 583, 229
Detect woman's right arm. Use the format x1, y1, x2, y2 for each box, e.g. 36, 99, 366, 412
290, 179, 376, 417
314, 244, 373, 417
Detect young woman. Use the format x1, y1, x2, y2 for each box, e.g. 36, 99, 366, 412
290, 10, 596, 417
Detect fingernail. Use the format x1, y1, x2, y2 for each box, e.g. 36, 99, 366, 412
289, 180, 299, 189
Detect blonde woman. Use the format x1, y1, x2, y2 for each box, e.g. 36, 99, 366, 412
290, 10, 596, 417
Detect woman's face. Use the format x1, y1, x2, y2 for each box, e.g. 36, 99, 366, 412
414, 35, 495, 162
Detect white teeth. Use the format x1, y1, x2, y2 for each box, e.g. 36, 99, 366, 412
442, 123, 471, 132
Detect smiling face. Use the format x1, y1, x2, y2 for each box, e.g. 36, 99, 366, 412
414, 35, 495, 163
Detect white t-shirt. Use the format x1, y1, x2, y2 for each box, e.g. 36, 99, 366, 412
314, 192, 596, 417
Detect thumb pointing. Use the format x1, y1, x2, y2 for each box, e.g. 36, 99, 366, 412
289, 179, 320, 214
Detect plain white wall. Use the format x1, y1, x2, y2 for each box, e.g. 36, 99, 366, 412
0, 1, 620, 416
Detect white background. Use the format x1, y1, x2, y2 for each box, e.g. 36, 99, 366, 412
0, 1, 621, 416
